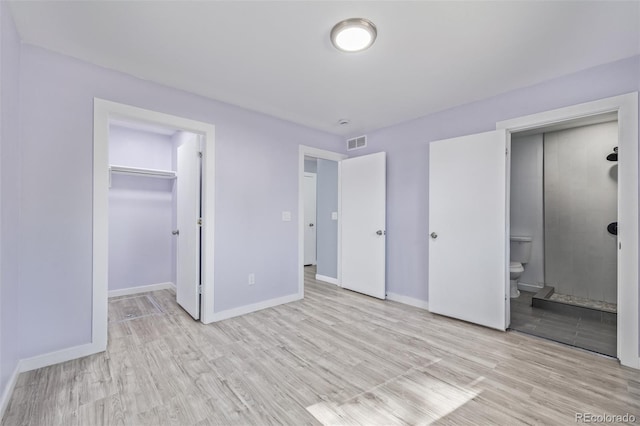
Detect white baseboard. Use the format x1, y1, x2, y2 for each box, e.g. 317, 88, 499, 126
386, 292, 429, 310
0, 363, 20, 420
19, 342, 103, 373
315, 274, 339, 285
108, 282, 175, 298
517, 282, 543, 293
210, 293, 302, 322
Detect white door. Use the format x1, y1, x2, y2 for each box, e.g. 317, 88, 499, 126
304, 173, 317, 265
340, 152, 386, 299
176, 136, 201, 320
429, 130, 508, 330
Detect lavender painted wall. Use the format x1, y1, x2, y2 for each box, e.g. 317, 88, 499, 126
304, 158, 317, 173
17, 44, 343, 359
0, 0, 21, 397
350, 56, 640, 306
108, 125, 175, 291
4, 9, 640, 391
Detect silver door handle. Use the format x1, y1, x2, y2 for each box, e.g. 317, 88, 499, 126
430, 232, 437, 239
172, 230, 179, 235
309, 223, 314, 227
376, 230, 385, 236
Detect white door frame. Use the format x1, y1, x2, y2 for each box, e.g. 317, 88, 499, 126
298, 146, 347, 297
93, 98, 216, 351
497, 92, 639, 369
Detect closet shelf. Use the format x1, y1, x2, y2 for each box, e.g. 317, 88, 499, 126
109, 165, 176, 179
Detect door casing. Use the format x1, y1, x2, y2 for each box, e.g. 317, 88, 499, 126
497, 92, 639, 369
298, 146, 347, 296
93, 99, 216, 354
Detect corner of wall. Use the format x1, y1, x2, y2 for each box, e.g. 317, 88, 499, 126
0, 0, 23, 418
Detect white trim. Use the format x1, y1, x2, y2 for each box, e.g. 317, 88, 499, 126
315, 274, 339, 285
210, 293, 302, 322
19, 343, 98, 373
298, 146, 347, 299
386, 292, 429, 310
0, 363, 20, 419
497, 92, 639, 369
108, 282, 175, 298
517, 282, 543, 293
94, 99, 216, 336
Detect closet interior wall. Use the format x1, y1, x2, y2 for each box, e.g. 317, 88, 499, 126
108, 124, 176, 293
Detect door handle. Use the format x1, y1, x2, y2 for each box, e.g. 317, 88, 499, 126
430, 232, 437, 239
309, 223, 314, 227
172, 230, 179, 235
376, 230, 385, 236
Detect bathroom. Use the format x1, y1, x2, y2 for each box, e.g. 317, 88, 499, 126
509, 116, 618, 357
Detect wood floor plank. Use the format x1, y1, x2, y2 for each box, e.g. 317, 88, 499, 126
3, 267, 640, 425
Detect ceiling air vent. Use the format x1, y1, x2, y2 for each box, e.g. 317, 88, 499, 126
347, 135, 367, 151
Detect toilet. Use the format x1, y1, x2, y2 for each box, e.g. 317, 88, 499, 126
510, 236, 532, 298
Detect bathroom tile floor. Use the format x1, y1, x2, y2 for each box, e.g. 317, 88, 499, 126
510, 291, 617, 357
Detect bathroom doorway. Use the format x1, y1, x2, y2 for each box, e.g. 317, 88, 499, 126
508, 114, 618, 357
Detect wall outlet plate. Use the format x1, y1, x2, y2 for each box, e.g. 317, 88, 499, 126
282, 211, 292, 221
331, 212, 338, 220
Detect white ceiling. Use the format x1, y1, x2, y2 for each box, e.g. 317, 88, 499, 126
8, 1, 640, 137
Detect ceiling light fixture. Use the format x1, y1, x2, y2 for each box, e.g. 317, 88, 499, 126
330, 18, 377, 52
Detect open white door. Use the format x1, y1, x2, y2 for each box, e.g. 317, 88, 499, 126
304, 173, 317, 265
176, 135, 201, 320
340, 152, 386, 299
429, 130, 508, 330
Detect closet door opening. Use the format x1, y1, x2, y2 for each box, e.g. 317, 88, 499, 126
107, 120, 203, 321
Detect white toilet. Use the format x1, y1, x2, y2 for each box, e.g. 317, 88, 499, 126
510, 236, 532, 298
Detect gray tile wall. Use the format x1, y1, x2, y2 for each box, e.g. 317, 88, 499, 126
544, 121, 618, 303
510, 134, 544, 287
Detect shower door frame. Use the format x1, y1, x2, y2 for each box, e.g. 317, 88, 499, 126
497, 92, 639, 369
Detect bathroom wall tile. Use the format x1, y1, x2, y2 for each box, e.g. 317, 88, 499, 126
510, 134, 544, 286
544, 122, 617, 304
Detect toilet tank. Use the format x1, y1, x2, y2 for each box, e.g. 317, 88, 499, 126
510, 236, 532, 264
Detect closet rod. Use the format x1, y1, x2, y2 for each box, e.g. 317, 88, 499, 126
109, 165, 176, 179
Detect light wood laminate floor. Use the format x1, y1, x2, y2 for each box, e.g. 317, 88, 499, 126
3, 268, 640, 425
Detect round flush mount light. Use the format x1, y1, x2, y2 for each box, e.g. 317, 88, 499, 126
338, 118, 351, 126
330, 18, 377, 52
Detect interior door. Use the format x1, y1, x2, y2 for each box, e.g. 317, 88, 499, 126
429, 130, 508, 330
340, 152, 386, 299
304, 173, 317, 265
176, 135, 201, 320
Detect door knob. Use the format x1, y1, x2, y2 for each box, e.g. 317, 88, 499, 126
172, 230, 179, 235
309, 223, 314, 227
430, 232, 438, 239
376, 230, 385, 236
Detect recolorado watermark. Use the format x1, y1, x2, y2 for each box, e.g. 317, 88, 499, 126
575, 412, 636, 423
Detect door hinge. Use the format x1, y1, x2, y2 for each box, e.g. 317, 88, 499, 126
198, 151, 203, 158
198, 284, 202, 294
198, 218, 203, 226
506, 147, 509, 155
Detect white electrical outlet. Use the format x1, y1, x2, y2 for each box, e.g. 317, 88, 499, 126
248, 273, 255, 285
331, 212, 338, 220
282, 211, 292, 221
